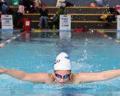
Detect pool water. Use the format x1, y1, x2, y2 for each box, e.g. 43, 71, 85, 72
0, 32, 120, 96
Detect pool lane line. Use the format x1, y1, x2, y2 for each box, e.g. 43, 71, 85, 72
89, 29, 113, 40
0, 32, 25, 48
91, 29, 120, 44
115, 39, 120, 43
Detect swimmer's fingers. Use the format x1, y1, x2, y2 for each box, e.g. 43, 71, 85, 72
0, 68, 6, 74
0, 43, 5, 48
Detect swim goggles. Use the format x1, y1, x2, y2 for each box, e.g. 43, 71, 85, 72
55, 73, 71, 79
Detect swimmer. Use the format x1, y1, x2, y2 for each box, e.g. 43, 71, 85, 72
0, 52, 120, 84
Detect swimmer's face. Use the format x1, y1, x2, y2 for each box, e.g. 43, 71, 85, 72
54, 70, 71, 84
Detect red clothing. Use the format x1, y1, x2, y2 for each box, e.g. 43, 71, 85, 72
22, 18, 31, 32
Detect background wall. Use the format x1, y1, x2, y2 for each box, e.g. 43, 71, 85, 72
42, 0, 120, 6
8, 0, 120, 7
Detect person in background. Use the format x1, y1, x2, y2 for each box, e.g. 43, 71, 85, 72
95, 0, 105, 7
13, 1, 24, 29
64, 1, 74, 7
33, 0, 41, 11
0, 0, 9, 14
50, 6, 65, 29
1, 52, 120, 84
13, 12, 24, 29
22, 0, 34, 13
21, 17, 31, 41
107, 7, 119, 22
90, 0, 105, 7
38, 5, 48, 29
100, 6, 119, 23
0, 0, 2, 14
33, 0, 47, 12
2, 0, 9, 14
56, 0, 65, 7
115, 5, 120, 14
89, 1, 97, 7
18, 1, 25, 14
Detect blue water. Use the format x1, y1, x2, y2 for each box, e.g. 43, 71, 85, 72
0, 33, 120, 96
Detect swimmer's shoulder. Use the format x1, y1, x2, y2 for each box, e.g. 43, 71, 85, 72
71, 73, 82, 84
46, 73, 55, 83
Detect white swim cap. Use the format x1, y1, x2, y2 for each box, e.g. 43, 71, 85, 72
54, 58, 71, 70
56, 52, 69, 61
54, 52, 71, 70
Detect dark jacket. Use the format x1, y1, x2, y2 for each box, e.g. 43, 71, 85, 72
39, 8, 48, 17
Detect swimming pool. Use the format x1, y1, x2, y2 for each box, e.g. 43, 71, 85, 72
0, 32, 120, 96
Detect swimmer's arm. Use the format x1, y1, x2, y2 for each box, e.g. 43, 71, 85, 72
0, 68, 50, 83
77, 69, 120, 83
0, 43, 5, 48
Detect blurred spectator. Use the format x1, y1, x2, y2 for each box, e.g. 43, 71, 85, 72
0, 0, 9, 14
21, 0, 34, 13
109, 7, 119, 15
100, 14, 108, 21
33, 0, 46, 12
38, 5, 48, 29
115, 5, 120, 14
100, 7, 119, 23
34, 0, 41, 9
56, 0, 74, 7
95, 0, 105, 7
107, 7, 119, 22
50, 6, 65, 29
12, 0, 25, 28
56, 0, 65, 7
90, 2, 97, 7
13, 11, 24, 28
18, 1, 25, 14
22, 18, 31, 41
64, 1, 74, 7
33, 0, 41, 12
90, 0, 105, 7
0, 0, 2, 14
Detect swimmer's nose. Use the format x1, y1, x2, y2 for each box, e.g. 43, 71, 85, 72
59, 78, 65, 83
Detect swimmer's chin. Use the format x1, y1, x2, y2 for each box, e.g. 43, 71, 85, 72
59, 82, 65, 85
56, 81, 71, 85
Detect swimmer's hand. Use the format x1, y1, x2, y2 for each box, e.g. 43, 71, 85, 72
0, 68, 6, 74
0, 43, 5, 48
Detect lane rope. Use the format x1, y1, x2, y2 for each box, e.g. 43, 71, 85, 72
0, 32, 25, 48
89, 29, 120, 44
